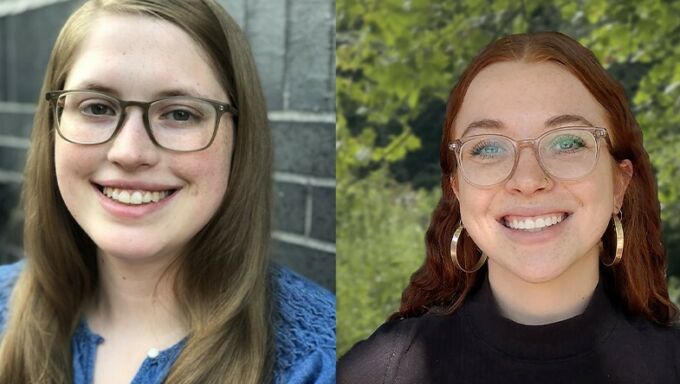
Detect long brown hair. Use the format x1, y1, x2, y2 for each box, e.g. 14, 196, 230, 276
393, 31, 678, 325
0, 0, 274, 382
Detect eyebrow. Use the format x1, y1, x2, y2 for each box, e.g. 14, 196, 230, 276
460, 114, 595, 137
77, 82, 119, 96
544, 114, 595, 128
72, 82, 204, 100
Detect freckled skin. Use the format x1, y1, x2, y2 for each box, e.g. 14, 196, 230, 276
55, 13, 234, 263
452, 61, 631, 286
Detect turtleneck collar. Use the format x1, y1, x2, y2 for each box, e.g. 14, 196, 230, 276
462, 276, 623, 360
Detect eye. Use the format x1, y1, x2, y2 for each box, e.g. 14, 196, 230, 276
470, 140, 506, 157
158, 107, 202, 123
169, 109, 192, 121
153, 98, 211, 128
551, 135, 586, 151
80, 101, 116, 116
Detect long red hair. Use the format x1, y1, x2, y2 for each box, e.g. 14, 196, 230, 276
392, 31, 678, 325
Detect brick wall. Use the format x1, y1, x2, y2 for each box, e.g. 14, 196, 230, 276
0, 0, 336, 291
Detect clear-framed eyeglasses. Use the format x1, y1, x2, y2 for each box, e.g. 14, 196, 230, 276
46, 90, 238, 152
448, 126, 611, 187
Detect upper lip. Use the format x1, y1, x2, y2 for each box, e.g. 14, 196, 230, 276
92, 180, 181, 191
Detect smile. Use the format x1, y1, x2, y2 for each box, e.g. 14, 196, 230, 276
100, 186, 176, 205
502, 213, 568, 232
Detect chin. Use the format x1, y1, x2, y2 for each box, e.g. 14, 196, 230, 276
85, 221, 163, 252
514, 268, 565, 284
494, 257, 572, 285
93, 237, 174, 262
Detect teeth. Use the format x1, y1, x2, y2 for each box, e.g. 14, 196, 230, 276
130, 191, 143, 205
118, 190, 131, 204
102, 186, 172, 205
505, 214, 565, 232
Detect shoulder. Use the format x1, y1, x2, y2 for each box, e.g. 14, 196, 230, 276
338, 312, 457, 384
0, 260, 24, 331
599, 308, 680, 377
270, 264, 336, 384
619, 314, 680, 353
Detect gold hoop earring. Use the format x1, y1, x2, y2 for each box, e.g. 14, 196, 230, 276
602, 212, 624, 267
451, 223, 487, 273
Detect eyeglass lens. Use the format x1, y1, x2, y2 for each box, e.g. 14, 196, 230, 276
458, 129, 599, 186
54, 91, 218, 151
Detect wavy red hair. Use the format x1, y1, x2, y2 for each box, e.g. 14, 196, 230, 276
392, 31, 678, 325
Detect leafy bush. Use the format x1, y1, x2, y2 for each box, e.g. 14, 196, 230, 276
669, 276, 680, 309
337, 168, 438, 356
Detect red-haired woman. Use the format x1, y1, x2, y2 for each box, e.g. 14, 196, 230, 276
338, 31, 680, 383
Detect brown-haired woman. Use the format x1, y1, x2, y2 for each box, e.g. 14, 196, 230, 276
0, 1, 335, 383
338, 31, 680, 383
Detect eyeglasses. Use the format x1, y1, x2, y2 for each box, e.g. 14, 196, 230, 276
46, 90, 238, 152
448, 126, 610, 187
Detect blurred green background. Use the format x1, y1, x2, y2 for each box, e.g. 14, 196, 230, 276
337, 0, 680, 356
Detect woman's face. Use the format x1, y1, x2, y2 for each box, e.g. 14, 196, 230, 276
452, 61, 631, 284
55, 13, 233, 262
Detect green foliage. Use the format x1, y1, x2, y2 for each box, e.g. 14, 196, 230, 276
670, 276, 680, 310
337, 168, 438, 355
337, 0, 680, 354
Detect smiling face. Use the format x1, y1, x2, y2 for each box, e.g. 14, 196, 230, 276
452, 61, 631, 285
55, 13, 233, 262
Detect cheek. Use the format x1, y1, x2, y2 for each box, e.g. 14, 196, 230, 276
457, 181, 496, 226
54, 141, 98, 193
177, 132, 232, 200
186, 155, 230, 194
54, 141, 105, 225
579, 159, 616, 215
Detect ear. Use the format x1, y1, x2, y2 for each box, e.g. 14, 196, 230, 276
613, 159, 633, 214
450, 174, 459, 198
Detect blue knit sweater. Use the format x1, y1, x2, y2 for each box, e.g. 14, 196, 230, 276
0, 261, 336, 383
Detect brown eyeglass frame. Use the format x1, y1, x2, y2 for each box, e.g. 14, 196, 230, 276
46, 90, 238, 152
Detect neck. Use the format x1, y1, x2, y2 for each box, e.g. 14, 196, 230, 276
487, 248, 600, 326
87, 250, 187, 345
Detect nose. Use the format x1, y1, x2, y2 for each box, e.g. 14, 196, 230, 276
106, 108, 160, 171
504, 146, 552, 194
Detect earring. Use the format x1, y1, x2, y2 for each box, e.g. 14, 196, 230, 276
451, 223, 487, 273
602, 211, 624, 267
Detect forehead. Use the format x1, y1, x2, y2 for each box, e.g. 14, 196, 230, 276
64, 12, 225, 100
454, 61, 609, 138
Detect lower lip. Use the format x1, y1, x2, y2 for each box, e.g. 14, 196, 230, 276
498, 215, 570, 245
93, 184, 178, 220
